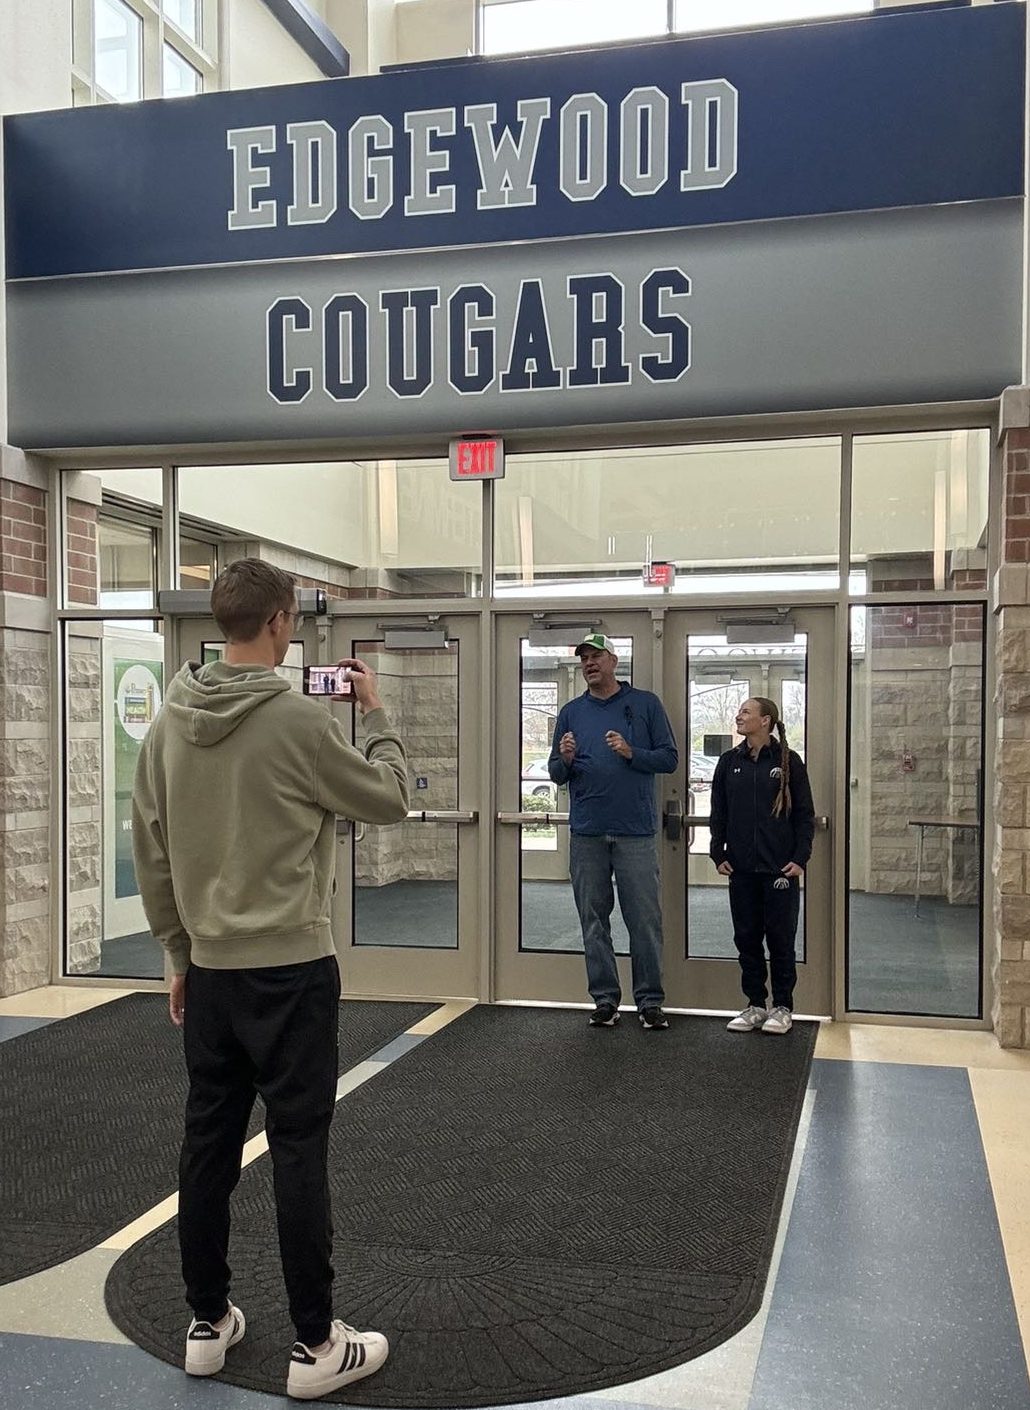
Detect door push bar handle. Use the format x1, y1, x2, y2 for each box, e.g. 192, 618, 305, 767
497, 811, 570, 825
405, 810, 477, 823
337, 811, 475, 838
663, 798, 683, 842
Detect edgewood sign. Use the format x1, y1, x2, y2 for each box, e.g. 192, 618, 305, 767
2, 2, 1024, 449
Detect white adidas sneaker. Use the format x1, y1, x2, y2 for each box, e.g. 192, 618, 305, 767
184, 1303, 246, 1376
287, 1319, 390, 1400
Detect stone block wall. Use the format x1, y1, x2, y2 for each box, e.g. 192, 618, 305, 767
65, 629, 103, 974
859, 605, 983, 903
0, 627, 52, 995
0, 461, 53, 998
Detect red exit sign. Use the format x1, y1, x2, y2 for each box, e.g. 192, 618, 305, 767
449, 436, 505, 481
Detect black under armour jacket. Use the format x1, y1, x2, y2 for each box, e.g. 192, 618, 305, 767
708, 738, 815, 873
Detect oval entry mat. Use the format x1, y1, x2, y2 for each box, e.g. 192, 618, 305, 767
105, 1006, 817, 1407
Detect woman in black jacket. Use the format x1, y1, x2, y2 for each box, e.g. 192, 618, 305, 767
709, 697, 815, 1034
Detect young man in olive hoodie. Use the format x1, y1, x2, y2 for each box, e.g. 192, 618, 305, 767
132, 559, 409, 1402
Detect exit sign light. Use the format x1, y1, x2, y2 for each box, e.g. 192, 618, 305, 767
449, 435, 505, 481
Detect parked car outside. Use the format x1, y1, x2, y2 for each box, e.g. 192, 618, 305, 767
521, 758, 556, 801
689, 752, 718, 796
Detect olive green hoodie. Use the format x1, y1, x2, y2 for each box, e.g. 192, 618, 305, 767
131, 660, 409, 974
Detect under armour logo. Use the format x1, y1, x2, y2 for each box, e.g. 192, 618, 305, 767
773, 876, 790, 890
732, 767, 741, 774
770, 767, 783, 779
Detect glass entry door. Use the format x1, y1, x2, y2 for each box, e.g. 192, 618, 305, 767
494, 612, 656, 1004
662, 608, 834, 1015
329, 612, 481, 1000
495, 607, 834, 1015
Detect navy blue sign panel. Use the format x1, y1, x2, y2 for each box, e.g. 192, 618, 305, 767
3, 3, 1024, 280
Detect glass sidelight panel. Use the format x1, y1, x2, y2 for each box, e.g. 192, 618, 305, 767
179, 460, 482, 600
495, 438, 840, 596
847, 604, 984, 1017
351, 639, 459, 949
851, 429, 991, 594
685, 632, 808, 961
63, 467, 161, 609
519, 635, 633, 952
64, 620, 166, 980
97, 519, 155, 612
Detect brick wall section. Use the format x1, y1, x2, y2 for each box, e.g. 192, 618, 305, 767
870, 605, 953, 649
954, 568, 989, 591
1004, 428, 1030, 563
994, 417, 1030, 1046
66, 500, 98, 605
1, 480, 47, 597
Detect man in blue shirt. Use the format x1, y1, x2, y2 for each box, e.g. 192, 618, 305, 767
548, 634, 678, 1029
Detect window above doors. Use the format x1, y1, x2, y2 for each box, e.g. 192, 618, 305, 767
478, 0, 875, 56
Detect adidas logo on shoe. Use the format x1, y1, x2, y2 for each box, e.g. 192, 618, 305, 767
184, 1305, 246, 1377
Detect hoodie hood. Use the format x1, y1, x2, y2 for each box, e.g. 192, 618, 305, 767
163, 661, 292, 746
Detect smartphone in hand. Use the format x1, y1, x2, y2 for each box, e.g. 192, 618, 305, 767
303, 665, 353, 699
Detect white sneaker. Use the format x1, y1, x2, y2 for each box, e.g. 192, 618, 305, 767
184, 1303, 246, 1376
726, 1005, 767, 1032
762, 1005, 793, 1034
287, 1319, 390, 1400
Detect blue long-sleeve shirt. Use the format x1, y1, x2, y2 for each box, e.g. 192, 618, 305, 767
548, 683, 678, 837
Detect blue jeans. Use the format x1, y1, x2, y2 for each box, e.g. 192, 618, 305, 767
569, 833, 665, 1009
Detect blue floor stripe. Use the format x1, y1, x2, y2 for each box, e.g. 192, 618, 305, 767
368, 1031, 429, 1064
0, 1016, 55, 1043
749, 1059, 1030, 1410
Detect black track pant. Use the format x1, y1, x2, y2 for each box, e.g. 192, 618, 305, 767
178, 956, 340, 1346
728, 871, 800, 1010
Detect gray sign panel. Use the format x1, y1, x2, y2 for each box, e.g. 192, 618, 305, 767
6, 201, 1020, 452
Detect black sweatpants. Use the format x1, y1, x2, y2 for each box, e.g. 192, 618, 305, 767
728, 871, 800, 1010
178, 956, 340, 1346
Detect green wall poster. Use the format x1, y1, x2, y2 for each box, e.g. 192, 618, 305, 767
113, 659, 163, 899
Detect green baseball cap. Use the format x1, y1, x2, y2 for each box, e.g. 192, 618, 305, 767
574, 633, 616, 657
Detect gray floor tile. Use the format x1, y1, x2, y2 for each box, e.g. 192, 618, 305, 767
749, 1059, 1029, 1410
0, 1016, 55, 1042
0, 1331, 280, 1408
368, 1032, 429, 1064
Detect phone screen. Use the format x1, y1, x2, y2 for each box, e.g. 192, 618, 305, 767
303, 665, 353, 698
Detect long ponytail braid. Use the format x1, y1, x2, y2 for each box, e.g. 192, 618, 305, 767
753, 696, 792, 818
